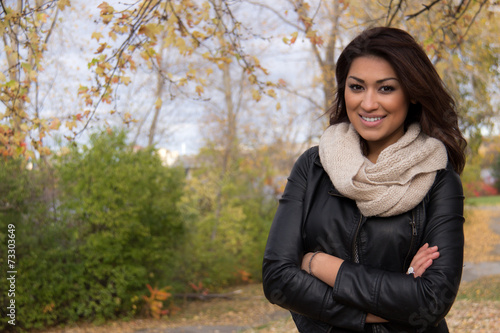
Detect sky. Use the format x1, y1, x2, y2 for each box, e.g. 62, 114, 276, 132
25, 0, 324, 156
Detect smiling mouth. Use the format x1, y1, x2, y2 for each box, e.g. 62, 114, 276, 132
360, 115, 385, 122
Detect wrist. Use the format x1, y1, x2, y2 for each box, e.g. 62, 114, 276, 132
308, 251, 322, 276
310, 252, 344, 287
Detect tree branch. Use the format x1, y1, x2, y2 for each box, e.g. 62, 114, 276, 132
246, 1, 304, 31
406, 0, 442, 20
386, 0, 403, 26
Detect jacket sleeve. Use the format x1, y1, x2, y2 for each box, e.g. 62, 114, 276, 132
332, 164, 464, 330
262, 148, 367, 332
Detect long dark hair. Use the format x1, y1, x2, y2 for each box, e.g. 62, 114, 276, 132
329, 27, 467, 174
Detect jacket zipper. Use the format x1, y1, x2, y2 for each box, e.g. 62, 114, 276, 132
403, 211, 417, 270
352, 215, 363, 263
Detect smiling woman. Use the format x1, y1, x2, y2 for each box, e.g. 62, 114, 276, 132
263, 27, 468, 333
344, 56, 410, 163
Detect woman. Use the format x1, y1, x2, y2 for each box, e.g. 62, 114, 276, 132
262, 27, 466, 333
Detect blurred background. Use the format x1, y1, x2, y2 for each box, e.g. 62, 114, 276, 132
0, 0, 499, 331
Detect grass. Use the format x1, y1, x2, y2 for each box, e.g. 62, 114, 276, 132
457, 274, 500, 301
465, 195, 500, 206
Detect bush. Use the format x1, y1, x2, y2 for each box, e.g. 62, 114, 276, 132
177, 146, 277, 291
464, 181, 499, 197
0, 130, 186, 330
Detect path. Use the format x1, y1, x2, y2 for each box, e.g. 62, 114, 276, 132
462, 205, 500, 282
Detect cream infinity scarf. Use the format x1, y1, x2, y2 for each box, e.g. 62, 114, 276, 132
319, 123, 448, 217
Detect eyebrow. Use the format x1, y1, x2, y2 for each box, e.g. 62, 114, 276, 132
348, 75, 399, 84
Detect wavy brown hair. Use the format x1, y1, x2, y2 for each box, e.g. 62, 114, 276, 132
329, 27, 467, 174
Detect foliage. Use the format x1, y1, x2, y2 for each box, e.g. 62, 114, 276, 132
78, 0, 276, 135
464, 181, 498, 198
177, 144, 277, 291
142, 284, 175, 319
396, 0, 499, 141
0, 0, 70, 157
0, 156, 58, 331
0, 130, 185, 330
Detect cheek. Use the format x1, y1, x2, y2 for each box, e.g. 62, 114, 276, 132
387, 96, 409, 116
344, 92, 357, 111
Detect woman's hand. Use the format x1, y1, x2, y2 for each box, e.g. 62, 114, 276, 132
407, 243, 440, 278
366, 313, 388, 323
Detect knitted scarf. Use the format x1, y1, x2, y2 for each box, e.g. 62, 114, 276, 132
319, 122, 448, 217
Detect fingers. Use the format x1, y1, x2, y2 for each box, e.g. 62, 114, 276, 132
408, 243, 440, 278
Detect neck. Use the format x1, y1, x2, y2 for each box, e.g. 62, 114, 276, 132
363, 141, 381, 164
366, 151, 379, 163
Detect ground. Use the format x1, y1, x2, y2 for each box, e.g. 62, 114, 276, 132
37, 206, 500, 333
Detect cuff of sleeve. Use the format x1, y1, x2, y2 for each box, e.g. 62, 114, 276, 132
333, 260, 384, 315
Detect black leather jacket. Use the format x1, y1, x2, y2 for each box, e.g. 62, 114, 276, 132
262, 147, 464, 333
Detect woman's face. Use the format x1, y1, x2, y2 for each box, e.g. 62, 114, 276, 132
345, 56, 409, 160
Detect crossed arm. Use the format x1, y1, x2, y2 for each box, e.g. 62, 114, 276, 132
301, 243, 440, 323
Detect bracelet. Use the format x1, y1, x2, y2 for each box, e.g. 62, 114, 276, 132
308, 251, 322, 276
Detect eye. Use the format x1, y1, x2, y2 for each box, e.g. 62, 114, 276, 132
380, 85, 395, 93
348, 84, 363, 91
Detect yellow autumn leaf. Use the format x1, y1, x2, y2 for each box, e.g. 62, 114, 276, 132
57, 0, 70, 10
49, 118, 61, 130
91, 32, 104, 41
290, 31, 298, 44
139, 23, 162, 40
155, 98, 162, 109
97, 2, 114, 15
20, 123, 29, 132
251, 89, 261, 102
121, 76, 131, 85
192, 30, 206, 40
276, 102, 281, 110
109, 31, 117, 41
195, 85, 204, 96
175, 37, 188, 54
267, 89, 277, 98
66, 120, 77, 130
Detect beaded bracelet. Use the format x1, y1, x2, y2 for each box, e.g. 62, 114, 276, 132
308, 251, 322, 276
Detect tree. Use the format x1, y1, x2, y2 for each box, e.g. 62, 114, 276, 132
385, 0, 498, 151
252, 0, 498, 146
79, 0, 276, 143
0, 0, 70, 157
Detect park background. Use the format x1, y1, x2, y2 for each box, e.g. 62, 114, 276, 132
0, 0, 499, 331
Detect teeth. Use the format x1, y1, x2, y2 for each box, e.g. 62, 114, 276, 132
361, 116, 383, 122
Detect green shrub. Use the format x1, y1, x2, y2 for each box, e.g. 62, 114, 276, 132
0, 130, 185, 331
177, 146, 276, 291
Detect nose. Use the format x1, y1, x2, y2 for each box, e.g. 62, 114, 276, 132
360, 90, 379, 111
